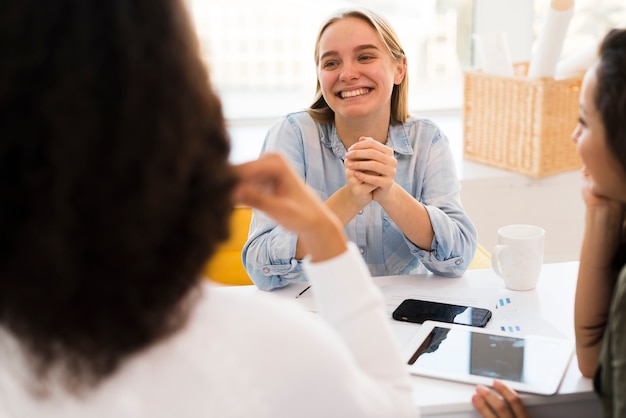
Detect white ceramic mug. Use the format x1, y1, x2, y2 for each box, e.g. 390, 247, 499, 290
492, 224, 545, 291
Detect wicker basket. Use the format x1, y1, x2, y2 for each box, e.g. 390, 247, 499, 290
463, 70, 583, 177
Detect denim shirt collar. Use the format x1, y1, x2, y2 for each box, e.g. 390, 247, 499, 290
320, 122, 415, 159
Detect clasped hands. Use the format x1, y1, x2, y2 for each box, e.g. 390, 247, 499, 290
344, 136, 397, 207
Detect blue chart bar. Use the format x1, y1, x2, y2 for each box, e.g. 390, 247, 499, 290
496, 297, 520, 332
496, 297, 512, 309
500, 325, 522, 332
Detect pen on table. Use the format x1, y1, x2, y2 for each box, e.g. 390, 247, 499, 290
295, 285, 311, 298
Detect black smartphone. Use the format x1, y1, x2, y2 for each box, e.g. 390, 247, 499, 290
392, 299, 492, 327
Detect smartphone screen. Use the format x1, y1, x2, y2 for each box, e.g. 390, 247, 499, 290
392, 299, 492, 327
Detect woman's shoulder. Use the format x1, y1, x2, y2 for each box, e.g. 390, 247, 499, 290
187, 286, 354, 380
191, 284, 331, 345
122, 287, 339, 380
267, 111, 321, 133
401, 115, 443, 133
280, 110, 318, 127
267, 111, 332, 145
391, 116, 448, 149
612, 264, 626, 310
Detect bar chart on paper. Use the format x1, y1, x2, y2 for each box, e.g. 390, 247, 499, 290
494, 296, 523, 333
488, 292, 567, 339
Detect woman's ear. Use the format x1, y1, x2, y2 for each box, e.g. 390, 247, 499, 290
394, 56, 407, 85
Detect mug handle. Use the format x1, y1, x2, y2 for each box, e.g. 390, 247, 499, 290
492, 244, 510, 278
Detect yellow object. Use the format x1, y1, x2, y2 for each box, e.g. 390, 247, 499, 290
204, 206, 254, 285
204, 205, 491, 283
468, 243, 492, 270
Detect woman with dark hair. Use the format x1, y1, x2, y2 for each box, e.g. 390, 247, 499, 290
472, 28, 626, 418
243, 8, 477, 291
0, 1, 416, 416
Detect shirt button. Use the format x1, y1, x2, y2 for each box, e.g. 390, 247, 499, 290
263, 267, 270, 274
358, 210, 364, 215
359, 248, 365, 254
455, 259, 463, 265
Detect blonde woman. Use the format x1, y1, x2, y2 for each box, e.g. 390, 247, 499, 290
244, 8, 477, 290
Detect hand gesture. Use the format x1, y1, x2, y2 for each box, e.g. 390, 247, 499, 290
344, 137, 397, 203
233, 153, 347, 262
580, 166, 625, 215
472, 380, 529, 418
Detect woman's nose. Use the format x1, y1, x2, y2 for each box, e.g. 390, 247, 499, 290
340, 62, 359, 81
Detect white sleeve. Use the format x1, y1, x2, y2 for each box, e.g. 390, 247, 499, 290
302, 242, 418, 417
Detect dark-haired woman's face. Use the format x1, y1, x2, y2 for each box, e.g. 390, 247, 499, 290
573, 66, 626, 202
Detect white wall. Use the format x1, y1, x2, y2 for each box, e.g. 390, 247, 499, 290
460, 167, 584, 264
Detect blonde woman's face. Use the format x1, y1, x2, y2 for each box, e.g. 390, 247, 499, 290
316, 17, 405, 123
572, 66, 626, 202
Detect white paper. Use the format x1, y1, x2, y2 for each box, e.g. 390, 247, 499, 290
527, 0, 575, 79
555, 44, 596, 79
473, 32, 514, 77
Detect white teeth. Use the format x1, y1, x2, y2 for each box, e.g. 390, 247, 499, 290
340, 88, 369, 98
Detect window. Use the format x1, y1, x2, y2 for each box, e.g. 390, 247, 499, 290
190, 0, 623, 120
536, 0, 626, 58
189, 0, 472, 120
188, 0, 623, 165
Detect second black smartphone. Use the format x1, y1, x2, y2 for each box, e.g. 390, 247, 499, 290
392, 299, 492, 327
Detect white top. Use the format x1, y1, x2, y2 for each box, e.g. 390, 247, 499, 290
0, 243, 417, 418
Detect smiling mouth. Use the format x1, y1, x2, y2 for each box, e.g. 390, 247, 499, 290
339, 88, 371, 99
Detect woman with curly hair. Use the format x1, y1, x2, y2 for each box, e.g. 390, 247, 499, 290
0, 1, 416, 416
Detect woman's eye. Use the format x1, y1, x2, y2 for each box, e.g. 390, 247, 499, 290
322, 60, 338, 69
359, 55, 374, 62
578, 117, 586, 127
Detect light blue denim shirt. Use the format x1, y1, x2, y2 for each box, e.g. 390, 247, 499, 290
243, 111, 477, 290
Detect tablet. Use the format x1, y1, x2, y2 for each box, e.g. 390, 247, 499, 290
401, 321, 574, 395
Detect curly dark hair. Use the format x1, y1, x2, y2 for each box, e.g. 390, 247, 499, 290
0, 0, 236, 392
595, 28, 626, 174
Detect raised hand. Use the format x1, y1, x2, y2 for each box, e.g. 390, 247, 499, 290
580, 167, 625, 216
233, 153, 347, 262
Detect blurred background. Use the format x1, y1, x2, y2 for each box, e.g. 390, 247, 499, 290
186, 0, 625, 264
188, 0, 624, 122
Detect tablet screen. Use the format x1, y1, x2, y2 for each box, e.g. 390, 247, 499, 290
404, 322, 573, 395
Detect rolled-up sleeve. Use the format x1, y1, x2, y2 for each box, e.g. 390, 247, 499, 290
242, 115, 312, 290
397, 121, 477, 277
243, 212, 306, 291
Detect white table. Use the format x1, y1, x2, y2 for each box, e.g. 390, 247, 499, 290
214, 262, 602, 417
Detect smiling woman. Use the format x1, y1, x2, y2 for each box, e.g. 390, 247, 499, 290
309, 14, 408, 134
242, 8, 477, 291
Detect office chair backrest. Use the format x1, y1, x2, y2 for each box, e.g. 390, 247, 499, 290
204, 206, 253, 285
